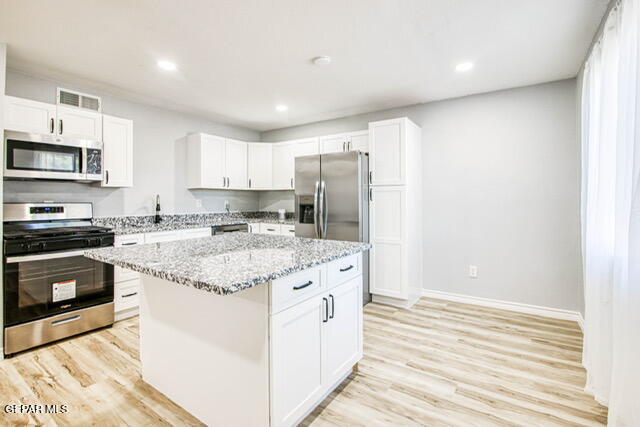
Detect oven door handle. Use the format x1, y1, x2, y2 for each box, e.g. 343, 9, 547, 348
6, 250, 89, 263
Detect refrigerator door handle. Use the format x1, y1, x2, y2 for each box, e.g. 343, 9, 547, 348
313, 180, 321, 238
319, 180, 328, 238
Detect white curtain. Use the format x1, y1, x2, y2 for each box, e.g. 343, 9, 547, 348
581, 0, 640, 425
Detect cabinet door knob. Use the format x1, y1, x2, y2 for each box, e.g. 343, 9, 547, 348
343, 141, 346, 152
323, 297, 329, 322
59, 119, 63, 135
329, 294, 335, 319
249, 178, 252, 188
50, 118, 54, 133
290, 178, 293, 188
105, 170, 109, 184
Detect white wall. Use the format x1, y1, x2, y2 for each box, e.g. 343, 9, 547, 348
1, 44, 7, 355
261, 79, 584, 313
4, 69, 261, 216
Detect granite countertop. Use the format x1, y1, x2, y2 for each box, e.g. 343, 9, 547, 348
93, 212, 295, 235
85, 233, 370, 295
110, 217, 294, 235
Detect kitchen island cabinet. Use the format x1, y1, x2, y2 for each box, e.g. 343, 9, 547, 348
85, 233, 368, 426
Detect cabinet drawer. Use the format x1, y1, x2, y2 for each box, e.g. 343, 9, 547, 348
271, 266, 324, 314
181, 227, 211, 239
327, 253, 361, 289
260, 223, 281, 235
115, 279, 140, 312
280, 224, 295, 237
145, 230, 182, 243
114, 234, 145, 282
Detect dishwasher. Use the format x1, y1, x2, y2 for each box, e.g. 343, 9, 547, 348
212, 224, 249, 235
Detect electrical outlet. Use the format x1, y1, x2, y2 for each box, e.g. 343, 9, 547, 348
195, 199, 202, 208
468, 265, 478, 278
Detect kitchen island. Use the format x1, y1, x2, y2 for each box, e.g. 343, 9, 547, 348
85, 233, 370, 427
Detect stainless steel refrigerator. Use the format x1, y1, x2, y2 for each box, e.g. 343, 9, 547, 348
295, 151, 371, 304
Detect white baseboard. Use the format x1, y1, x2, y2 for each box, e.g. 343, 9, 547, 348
421, 289, 583, 324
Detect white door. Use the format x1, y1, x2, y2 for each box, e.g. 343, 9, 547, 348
369, 186, 407, 299
324, 278, 362, 386
4, 96, 56, 134
102, 115, 133, 187
272, 143, 294, 190
56, 105, 103, 140
201, 135, 226, 189
247, 143, 272, 189
225, 139, 248, 190
270, 295, 325, 427
319, 134, 346, 154
369, 119, 405, 185
347, 130, 369, 153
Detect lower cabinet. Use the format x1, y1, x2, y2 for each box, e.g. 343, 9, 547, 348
270, 276, 362, 427
260, 223, 281, 235
253, 223, 295, 236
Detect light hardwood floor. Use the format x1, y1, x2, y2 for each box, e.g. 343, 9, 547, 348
0, 297, 606, 426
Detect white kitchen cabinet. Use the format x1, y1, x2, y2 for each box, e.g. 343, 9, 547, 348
270, 293, 325, 427
248, 223, 261, 233
347, 130, 369, 153
56, 105, 103, 140
369, 118, 416, 185
114, 233, 145, 282
260, 223, 281, 235
102, 115, 133, 187
369, 186, 406, 299
247, 143, 273, 190
145, 230, 183, 243
115, 280, 140, 313
180, 227, 211, 239
324, 278, 362, 387
320, 133, 347, 154
187, 133, 249, 190
272, 138, 319, 190
4, 96, 56, 134
186, 133, 226, 189
280, 224, 295, 237
225, 139, 248, 190
270, 263, 363, 427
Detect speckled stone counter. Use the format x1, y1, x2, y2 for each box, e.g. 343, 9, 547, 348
93, 211, 294, 235
85, 233, 370, 295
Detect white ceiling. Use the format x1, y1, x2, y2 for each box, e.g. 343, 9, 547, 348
0, 0, 609, 131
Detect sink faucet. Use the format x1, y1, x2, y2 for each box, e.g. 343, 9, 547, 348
154, 195, 162, 224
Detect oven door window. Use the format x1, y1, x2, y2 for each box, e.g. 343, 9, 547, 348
4, 255, 114, 326
6, 139, 81, 173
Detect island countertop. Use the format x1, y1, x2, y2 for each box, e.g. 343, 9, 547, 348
84, 233, 370, 295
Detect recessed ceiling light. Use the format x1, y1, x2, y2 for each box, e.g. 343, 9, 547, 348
157, 60, 177, 71
312, 56, 332, 66
455, 62, 474, 72
275, 104, 288, 112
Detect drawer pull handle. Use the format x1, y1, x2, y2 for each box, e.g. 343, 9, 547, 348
122, 292, 138, 298
51, 314, 80, 326
329, 294, 335, 319
267, 228, 276, 231
339, 265, 354, 272
122, 242, 137, 246
323, 297, 329, 322
293, 281, 313, 290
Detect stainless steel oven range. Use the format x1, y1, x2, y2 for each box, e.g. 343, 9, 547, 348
3, 203, 114, 357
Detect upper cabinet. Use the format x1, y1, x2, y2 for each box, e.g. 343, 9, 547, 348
319, 130, 369, 154
4, 96, 57, 134
56, 105, 103, 140
272, 138, 319, 190
368, 118, 409, 186
4, 95, 103, 140
186, 133, 248, 190
225, 139, 248, 190
102, 115, 133, 187
248, 143, 272, 190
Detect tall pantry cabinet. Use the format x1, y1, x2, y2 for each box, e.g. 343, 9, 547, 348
368, 117, 423, 308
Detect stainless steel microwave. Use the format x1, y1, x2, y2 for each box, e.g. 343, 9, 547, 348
4, 130, 102, 181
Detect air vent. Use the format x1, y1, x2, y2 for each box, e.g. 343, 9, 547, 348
57, 88, 102, 112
